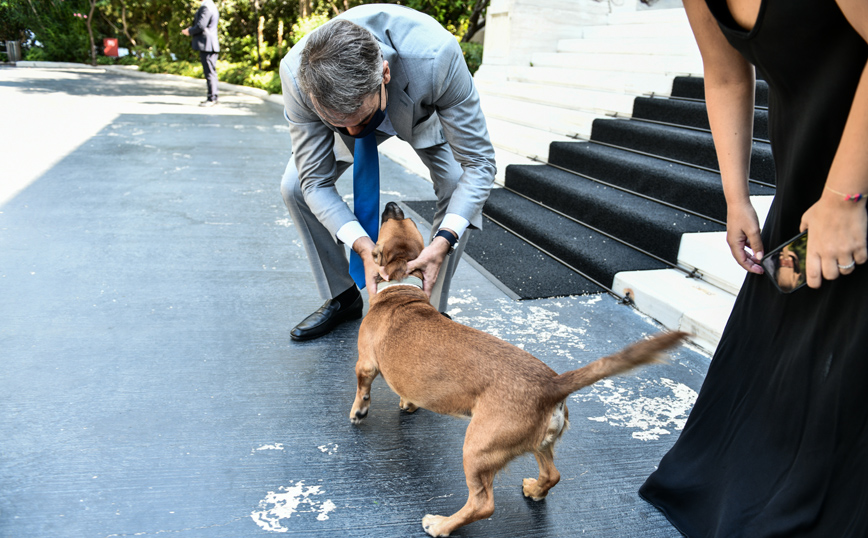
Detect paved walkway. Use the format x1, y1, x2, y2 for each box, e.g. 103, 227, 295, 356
0, 66, 707, 537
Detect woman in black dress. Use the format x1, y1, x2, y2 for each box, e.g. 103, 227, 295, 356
640, 0, 868, 536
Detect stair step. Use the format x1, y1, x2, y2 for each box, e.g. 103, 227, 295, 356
484, 188, 668, 286
631, 97, 769, 140
484, 116, 574, 160
529, 51, 703, 76
557, 37, 698, 56
612, 268, 736, 353
671, 76, 770, 107
677, 195, 774, 294
479, 93, 605, 137
607, 7, 692, 25
546, 141, 775, 222
402, 199, 605, 299
476, 79, 636, 116
590, 118, 776, 184
504, 164, 724, 263
497, 66, 676, 96
580, 19, 694, 40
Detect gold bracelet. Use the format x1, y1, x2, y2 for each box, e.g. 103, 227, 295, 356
825, 186, 865, 202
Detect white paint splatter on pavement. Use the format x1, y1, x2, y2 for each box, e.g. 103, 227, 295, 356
447, 292, 589, 359
253, 443, 285, 454
251, 481, 336, 532
574, 377, 697, 441
317, 443, 338, 455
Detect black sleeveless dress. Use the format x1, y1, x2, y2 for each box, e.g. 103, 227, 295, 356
639, 1, 868, 536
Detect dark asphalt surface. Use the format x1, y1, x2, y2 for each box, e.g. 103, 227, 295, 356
0, 66, 706, 537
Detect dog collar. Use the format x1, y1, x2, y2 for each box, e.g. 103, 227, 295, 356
376, 275, 424, 293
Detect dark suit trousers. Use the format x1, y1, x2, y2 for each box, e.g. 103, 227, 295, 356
199, 51, 218, 101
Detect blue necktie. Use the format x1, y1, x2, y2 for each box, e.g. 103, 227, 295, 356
349, 132, 379, 289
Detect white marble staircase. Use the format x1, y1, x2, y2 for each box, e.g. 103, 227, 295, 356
473, 7, 704, 178
380, 7, 774, 355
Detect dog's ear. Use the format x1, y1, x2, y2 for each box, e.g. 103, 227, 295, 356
372, 242, 383, 266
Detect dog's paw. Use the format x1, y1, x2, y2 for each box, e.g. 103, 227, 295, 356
399, 398, 418, 413
422, 514, 451, 537
349, 405, 369, 425
522, 478, 547, 501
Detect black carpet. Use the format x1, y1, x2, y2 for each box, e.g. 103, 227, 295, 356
402, 200, 606, 300
403, 75, 773, 302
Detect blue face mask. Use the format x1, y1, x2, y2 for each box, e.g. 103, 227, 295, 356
338, 88, 386, 139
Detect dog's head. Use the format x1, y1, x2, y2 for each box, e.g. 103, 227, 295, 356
372, 202, 425, 281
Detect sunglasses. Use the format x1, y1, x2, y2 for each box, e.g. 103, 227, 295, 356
761, 231, 808, 293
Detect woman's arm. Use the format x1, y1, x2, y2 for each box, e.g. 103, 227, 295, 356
683, 0, 764, 273
798, 0, 868, 287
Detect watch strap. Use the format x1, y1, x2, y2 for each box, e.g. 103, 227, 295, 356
434, 229, 458, 255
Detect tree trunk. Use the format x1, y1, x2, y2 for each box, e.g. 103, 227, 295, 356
258, 15, 265, 69
253, 0, 262, 70
462, 0, 490, 43
120, 0, 138, 52
87, 0, 97, 65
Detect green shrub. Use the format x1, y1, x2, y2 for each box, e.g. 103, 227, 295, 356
460, 42, 483, 75
134, 56, 282, 95
289, 12, 330, 46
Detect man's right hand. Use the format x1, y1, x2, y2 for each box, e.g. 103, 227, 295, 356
352, 236, 389, 301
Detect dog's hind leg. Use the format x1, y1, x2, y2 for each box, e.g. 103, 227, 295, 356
350, 353, 379, 424
522, 444, 560, 501
422, 420, 510, 537
398, 397, 418, 413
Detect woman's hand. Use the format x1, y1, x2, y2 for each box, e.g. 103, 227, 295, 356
800, 191, 868, 288
726, 200, 765, 274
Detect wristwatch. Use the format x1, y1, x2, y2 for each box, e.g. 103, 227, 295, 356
434, 229, 458, 255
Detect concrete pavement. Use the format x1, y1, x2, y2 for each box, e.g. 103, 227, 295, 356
0, 65, 706, 537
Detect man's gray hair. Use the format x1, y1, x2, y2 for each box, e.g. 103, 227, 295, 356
299, 18, 383, 120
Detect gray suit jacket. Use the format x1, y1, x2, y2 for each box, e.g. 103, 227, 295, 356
280, 4, 496, 240
189, 0, 219, 53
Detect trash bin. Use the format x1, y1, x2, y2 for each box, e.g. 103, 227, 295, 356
103, 38, 118, 57
4, 41, 21, 62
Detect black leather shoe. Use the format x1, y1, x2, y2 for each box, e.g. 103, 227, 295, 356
290, 294, 363, 341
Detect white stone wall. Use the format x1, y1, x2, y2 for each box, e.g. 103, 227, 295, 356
482, 0, 633, 68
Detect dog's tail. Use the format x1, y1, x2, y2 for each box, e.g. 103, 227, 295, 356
550, 331, 688, 401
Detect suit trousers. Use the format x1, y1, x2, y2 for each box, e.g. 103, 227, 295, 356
199, 51, 218, 101
281, 133, 469, 313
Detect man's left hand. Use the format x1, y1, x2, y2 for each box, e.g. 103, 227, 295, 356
181, 28, 190, 36
406, 235, 452, 298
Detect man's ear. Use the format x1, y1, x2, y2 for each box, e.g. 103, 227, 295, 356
372, 243, 383, 266
382, 60, 391, 85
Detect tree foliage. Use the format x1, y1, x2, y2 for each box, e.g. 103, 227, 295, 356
1, 0, 488, 87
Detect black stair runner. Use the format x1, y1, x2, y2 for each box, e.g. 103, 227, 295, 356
405, 76, 775, 300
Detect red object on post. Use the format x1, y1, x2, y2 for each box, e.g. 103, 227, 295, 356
103, 38, 118, 57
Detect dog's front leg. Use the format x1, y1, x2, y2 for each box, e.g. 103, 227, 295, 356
350, 355, 379, 424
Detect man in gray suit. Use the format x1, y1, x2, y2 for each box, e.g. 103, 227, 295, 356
182, 0, 220, 107
280, 4, 496, 341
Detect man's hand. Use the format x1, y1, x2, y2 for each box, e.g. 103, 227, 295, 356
406, 233, 453, 298
181, 28, 190, 36
352, 236, 389, 301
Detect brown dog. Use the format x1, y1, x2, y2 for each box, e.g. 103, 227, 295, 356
350, 202, 687, 537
